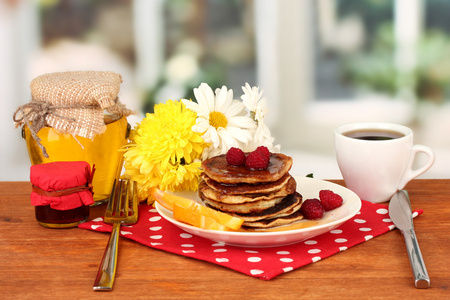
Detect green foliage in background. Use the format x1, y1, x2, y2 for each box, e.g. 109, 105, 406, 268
343, 24, 450, 103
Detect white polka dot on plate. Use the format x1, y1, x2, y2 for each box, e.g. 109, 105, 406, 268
354, 219, 366, 223
216, 258, 229, 263
283, 267, 293, 273
276, 251, 290, 255
149, 216, 161, 222
330, 229, 342, 234
181, 244, 194, 247
248, 257, 262, 263
382, 218, 392, 222
180, 233, 192, 238
149, 226, 162, 231
364, 235, 374, 241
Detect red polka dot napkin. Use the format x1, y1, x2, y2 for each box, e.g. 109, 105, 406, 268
79, 200, 422, 280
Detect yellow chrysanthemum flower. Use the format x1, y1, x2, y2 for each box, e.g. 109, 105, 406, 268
123, 100, 208, 201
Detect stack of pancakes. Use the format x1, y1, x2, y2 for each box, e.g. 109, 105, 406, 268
199, 153, 303, 229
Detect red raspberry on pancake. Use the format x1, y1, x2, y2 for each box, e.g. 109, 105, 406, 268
226, 147, 246, 166
245, 150, 269, 170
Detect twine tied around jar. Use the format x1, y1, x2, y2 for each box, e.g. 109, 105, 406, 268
13, 101, 99, 158
13, 71, 133, 158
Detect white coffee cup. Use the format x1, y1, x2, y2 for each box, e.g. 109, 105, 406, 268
335, 122, 435, 203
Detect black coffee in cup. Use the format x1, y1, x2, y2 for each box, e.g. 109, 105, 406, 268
344, 129, 405, 141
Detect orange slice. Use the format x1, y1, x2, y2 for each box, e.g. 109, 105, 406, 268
150, 188, 192, 211
150, 188, 244, 230
172, 203, 229, 231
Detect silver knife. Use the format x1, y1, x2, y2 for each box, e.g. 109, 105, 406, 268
389, 190, 430, 288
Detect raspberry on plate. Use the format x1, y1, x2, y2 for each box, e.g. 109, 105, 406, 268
300, 198, 324, 220
319, 189, 343, 211
226, 147, 246, 166
255, 146, 271, 160
245, 150, 269, 170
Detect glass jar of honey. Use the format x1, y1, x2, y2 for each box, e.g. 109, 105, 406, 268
23, 113, 130, 205
14, 71, 133, 205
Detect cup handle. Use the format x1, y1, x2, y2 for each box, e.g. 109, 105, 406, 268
398, 145, 435, 190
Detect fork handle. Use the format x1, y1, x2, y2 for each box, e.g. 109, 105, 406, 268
93, 223, 120, 291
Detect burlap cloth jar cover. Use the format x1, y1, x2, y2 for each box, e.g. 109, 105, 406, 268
13, 71, 133, 157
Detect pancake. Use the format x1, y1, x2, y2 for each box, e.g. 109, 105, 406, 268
202, 173, 292, 195
242, 209, 304, 229
199, 176, 297, 204
201, 152, 293, 184
204, 192, 302, 222
201, 194, 285, 214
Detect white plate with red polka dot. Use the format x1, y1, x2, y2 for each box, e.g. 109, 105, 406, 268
155, 176, 362, 247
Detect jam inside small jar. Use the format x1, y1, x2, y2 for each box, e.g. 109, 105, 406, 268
30, 161, 95, 229
35, 204, 90, 228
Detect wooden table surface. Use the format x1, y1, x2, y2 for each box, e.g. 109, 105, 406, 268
1, 179, 449, 299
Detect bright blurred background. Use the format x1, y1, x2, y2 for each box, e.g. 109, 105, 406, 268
1, 0, 449, 181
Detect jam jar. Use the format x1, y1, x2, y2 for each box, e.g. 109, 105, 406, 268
30, 161, 95, 228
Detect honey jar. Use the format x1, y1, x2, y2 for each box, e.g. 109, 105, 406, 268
22, 113, 129, 204
14, 71, 133, 205
30, 161, 95, 228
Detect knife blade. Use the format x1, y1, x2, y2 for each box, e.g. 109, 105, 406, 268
389, 190, 430, 288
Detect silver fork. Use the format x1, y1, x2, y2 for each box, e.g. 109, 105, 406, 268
93, 179, 138, 291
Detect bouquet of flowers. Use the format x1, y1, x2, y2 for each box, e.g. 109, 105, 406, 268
123, 82, 280, 201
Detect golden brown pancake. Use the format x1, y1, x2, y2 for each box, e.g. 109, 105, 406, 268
201, 194, 285, 214
202, 173, 292, 195
203, 192, 302, 222
201, 153, 293, 184
242, 209, 304, 229
199, 176, 297, 204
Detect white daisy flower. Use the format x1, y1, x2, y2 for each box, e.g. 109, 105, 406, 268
182, 83, 255, 159
241, 83, 280, 153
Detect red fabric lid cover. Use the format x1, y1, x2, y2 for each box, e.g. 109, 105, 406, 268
30, 161, 95, 210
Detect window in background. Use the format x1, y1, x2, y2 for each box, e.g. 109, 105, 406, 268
143, 0, 256, 112
255, 0, 450, 178
33, 0, 257, 114
315, 0, 394, 100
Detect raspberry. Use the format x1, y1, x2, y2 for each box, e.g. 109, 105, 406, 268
300, 199, 324, 220
226, 147, 246, 166
255, 146, 271, 161
245, 150, 269, 170
319, 190, 343, 211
